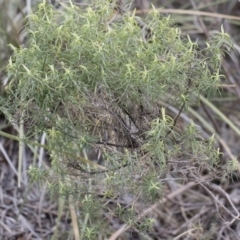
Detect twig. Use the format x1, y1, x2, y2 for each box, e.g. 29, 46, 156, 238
198, 182, 240, 224
136, 8, 240, 21
69, 196, 80, 240
173, 227, 201, 240
108, 180, 198, 240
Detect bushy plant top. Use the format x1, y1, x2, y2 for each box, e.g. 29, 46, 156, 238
1, 0, 232, 221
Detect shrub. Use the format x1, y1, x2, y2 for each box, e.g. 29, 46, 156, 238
0, 0, 233, 238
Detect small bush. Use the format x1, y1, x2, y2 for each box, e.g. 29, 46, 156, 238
1, 0, 233, 237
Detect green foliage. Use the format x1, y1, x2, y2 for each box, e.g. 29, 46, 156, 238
0, 0, 233, 236
84, 226, 97, 240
